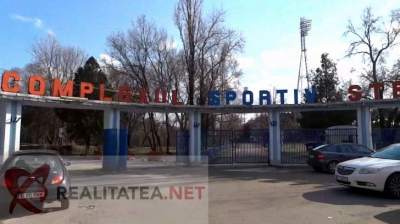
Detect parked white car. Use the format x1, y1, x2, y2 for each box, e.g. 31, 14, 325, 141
335, 144, 400, 198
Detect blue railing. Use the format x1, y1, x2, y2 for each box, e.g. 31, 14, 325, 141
201, 144, 232, 156
176, 128, 400, 164
372, 128, 400, 150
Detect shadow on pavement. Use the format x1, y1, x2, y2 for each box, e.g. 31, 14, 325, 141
302, 186, 399, 207
374, 209, 400, 224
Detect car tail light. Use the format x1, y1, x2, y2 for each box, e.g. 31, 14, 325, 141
317, 152, 324, 159
51, 174, 64, 185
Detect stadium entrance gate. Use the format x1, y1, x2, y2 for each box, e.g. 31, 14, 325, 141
177, 127, 359, 165
4, 84, 399, 168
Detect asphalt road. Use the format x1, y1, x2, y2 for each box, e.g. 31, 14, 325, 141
1, 164, 400, 224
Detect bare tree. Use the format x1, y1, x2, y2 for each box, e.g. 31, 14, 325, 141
147, 32, 184, 153
345, 7, 400, 83
106, 15, 180, 152
103, 67, 144, 148
172, 51, 190, 131
174, 0, 203, 106
28, 34, 87, 94
174, 0, 245, 130
344, 7, 400, 127
20, 35, 87, 145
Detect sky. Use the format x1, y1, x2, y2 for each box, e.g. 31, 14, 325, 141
1, 0, 399, 105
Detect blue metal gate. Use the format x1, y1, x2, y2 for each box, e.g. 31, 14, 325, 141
233, 130, 269, 163
372, 128, 400, 150
176, 130, 189, 163
202, 130, 234, 164
177, 128, 400, 165
176, 129, 269, 164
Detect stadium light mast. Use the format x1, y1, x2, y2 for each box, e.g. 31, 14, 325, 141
297, 17, 312, 98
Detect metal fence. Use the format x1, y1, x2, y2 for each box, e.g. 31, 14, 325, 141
372, 128, 400, 150
176, 131, 189, 163
281, 128, 400, 164
202, 130, 234, 164
201, 129, 269, 164
281, 129, 358, 164
176, 127, 400, 165
233, 130, 268, 163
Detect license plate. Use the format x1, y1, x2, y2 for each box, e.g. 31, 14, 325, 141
336, 175, 348, 182
309, 155, 314, 158
17, 192, 45, 199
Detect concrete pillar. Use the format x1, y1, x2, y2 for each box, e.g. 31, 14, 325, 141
189, 111, 201, 165
0, 100, 22, 164
104, 108, 120, 130
268, 109, 281, 165
102, 109, 120, 172
357, 106, 373, 149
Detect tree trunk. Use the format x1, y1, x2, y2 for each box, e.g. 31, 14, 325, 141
165, 113, 171, 154
142, 136, 151, 147
127, 128, 131, 148
155, 131, 163, 154
141, 116, 154, 150
85, 135, 91, 155
148, 113, 158, 152
189, 64, 195, 105
37, 125, 40, 144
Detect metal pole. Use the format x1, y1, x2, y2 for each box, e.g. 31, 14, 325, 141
297, 51, 303, 91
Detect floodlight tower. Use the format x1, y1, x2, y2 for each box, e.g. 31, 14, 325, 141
297, 17, 312, 99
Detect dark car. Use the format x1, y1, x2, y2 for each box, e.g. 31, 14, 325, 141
306, 143, 374, 174
0, 150, 71, 216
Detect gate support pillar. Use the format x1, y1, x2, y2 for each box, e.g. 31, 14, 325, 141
103, 109, 120, 172
0, 100, 22, 164
357, 106, 372, 149
189, 111, 201, 165
268, 109, 281, 165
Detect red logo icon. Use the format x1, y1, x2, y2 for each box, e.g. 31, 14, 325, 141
4, 164, 50, 214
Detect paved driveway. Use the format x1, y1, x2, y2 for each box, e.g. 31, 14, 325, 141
1, 165, 399, 224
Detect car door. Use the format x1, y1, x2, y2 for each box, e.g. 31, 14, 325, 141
335, 145, 355, 162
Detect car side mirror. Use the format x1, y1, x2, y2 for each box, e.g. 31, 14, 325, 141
64, 161, 71, 166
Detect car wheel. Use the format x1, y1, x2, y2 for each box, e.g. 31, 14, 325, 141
385, 173, 400, 199
60, 198, 70, 210
327, 161, 338, 174
312, 166, 324, 172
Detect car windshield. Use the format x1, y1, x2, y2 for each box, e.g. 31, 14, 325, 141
1, 154, 62, 173
370, 145, 400, 160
